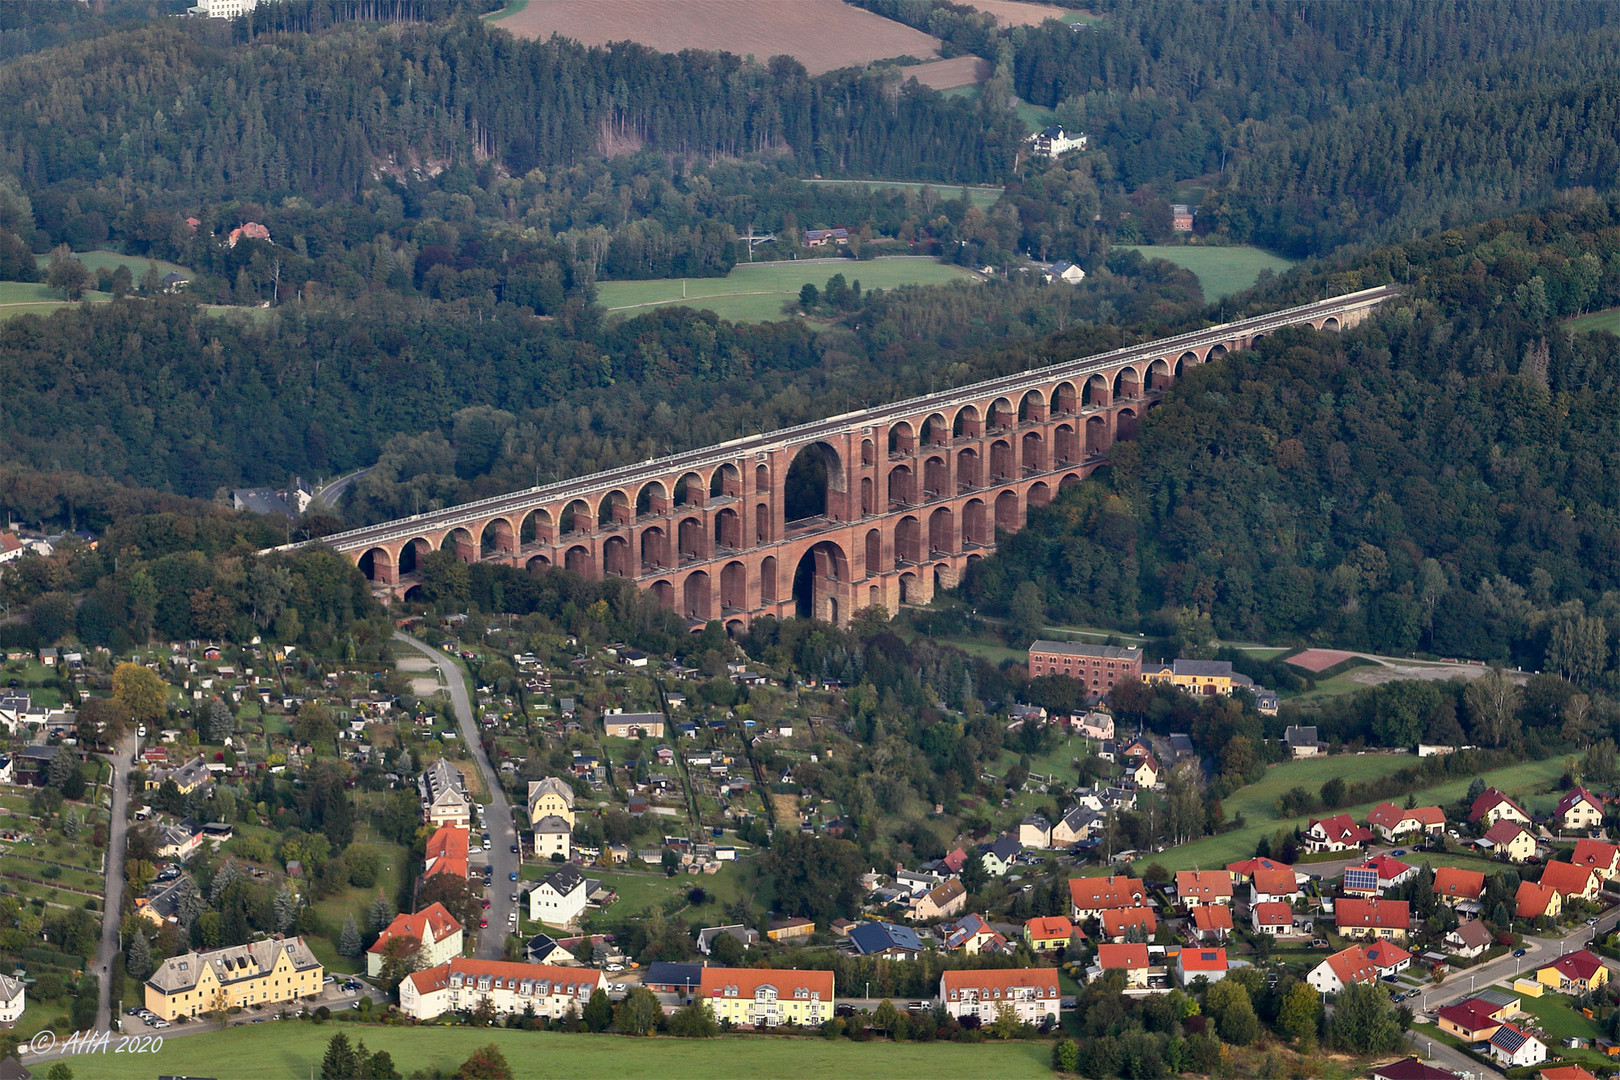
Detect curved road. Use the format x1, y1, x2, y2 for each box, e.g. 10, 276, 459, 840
395, 632, 518, 960
94, 734, 136, 1032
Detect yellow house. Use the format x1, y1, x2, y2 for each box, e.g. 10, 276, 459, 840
1142, 659, 1245, 696
527, 776, 576, 828
1537, 950, 1609, 993
1483, 820, 1538, 863
699, 967, 833, 1028
145, 937, 323, 1020
1131, 755, 1160, 788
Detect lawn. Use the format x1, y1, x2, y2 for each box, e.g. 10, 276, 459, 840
62, 1021, 1055, 1079
1121, 244, 1296, 301
310, 841, 410, 935
1566, 308, 1620, 335
596, 258, 978, 323
1143, 753, 1568, 872
800, 178, 1003, 210
40, 248, 193, 279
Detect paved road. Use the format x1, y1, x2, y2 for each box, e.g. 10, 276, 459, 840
395, 632, 519, 960
93, 734, 136, 1032
311, 465, 374, 510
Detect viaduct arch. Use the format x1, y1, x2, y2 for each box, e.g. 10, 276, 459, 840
300, 287, 1397, 628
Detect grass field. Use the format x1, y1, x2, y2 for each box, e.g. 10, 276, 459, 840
1144, 753, 1568, 871
596, 258, 978, 323
489, 0, 943, 77
0, 280, 113, 321
34, 249, 192, 279
801, 178, 1003, 210
61, 1022, 1054, 1079
1122, 245, 1296, 301
1567, 308, 1620, 335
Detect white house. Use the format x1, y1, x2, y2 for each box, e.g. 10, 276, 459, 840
0, 972, 23, 1026
939, 968, 1060, 1026
367, 903, 464, 978
1045, 260, 1086, 285
1487, 1023, 1546, 1068
1306, 943, 1411, 995
1026, 126, 1087, 158
400, 959, 603, 1021
528, 867, 589, 927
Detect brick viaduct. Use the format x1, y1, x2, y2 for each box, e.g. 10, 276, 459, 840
301, 286, 1397, 631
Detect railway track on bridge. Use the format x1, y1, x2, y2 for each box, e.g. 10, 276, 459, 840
287, 286, 1399, 558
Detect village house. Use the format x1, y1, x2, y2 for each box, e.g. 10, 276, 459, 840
1244, 861, 1305, 905
941, 967, 1060, 1025
603, 710, 664, 738
1480, 819, 1537, 862
942, 913, 1006, 955
801, 227, 849, 248
400, 959, 604, 1021
1433, 867, 1486, 907
697, 925, 758, 955
1095, 942, 1153, 990
367, 903, 463, 977
1024, 915, 1077, 952
145, 755, 212, 794
1306, 942, 1411, 995
700, 967, 833, 1028
1142, 659, 1251, 696
1129, 754, 1160, 788
914, 877, 967, 921
1437, 997, 1506, 1041
850, 922, 927, 959
1044, 260, 1087, 285
1251, 901, 1295, 937
1333, 897, 1410, 941
1174, 870, 1234, 908
1025, 125, 1087, 157
424, 823, 469, 880
1540, 860, 1600, 901
1366, 802, 1447, 842
1100, 907, 1158, 941
1282, 725, 1324, 757
1052, 805, 1100, 847
1069, 876, 1148, 921
0, 972, 22, 1026
1488, 1023, 1547, 1069
977, 836, 1023, 877
1175, 947, 1229, 987
1305, 813, 1373, 853
1019, 814, 1053, 849
1557, 787, 1605, 832
145, 937, 323, 1021
1076, 711, 1115, 741
1469, 787, 1531, 827
1442, 919, 1494, 959
417, 759, 471, 828
1573, 838, 1620, 880
1537, 950, 1610, 993
1515, 880, 1562, 920
1371, 1058, 1464, 1080
528, 867, 589, 927
1191, 904, 1235, 942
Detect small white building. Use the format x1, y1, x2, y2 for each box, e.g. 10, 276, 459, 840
1044, 260, 1086, 285
0, 972, 23, 1026
400, 959, 603, 1022
528, 867, 589, 927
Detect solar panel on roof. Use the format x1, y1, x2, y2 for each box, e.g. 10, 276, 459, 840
1344, 867, 1379, 891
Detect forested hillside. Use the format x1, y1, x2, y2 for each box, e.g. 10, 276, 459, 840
965, 195, 1620, 680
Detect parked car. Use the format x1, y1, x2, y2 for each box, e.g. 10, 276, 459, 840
480, 918, 489, 928
1514, 948, 1527, 957
510, 845, 520, 854
834, 1004, 856, 1018
510, 871, 520, 881
1391, 850, 1406, 857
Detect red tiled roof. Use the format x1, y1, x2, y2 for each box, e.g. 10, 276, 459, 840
1363, 941, 1411, 969
1252, 901, 1293, 927
1180, 947, 1227, 972
1068, 875, 1147, 911
1542, 949, 1605, 983
1541, 1065, 1601, 1080
1335, 897, 1410, 930
1432, 867, 1486, 901
1323, 945, 1380, 987
1174, 870, 1233, 903
1097, 942, 1150, 970
1363, 853, 1414, 881
940, 967, 1059, 996
1101, 907, 1157, 938
1572, 838, 1620, 873
1310, 813, 1373, 845
1540, 860, 1597, 896
1025, 915, 1076, 942
1557, 786, 1603, 818
1225, 856, 1291, 881
1252, 864, 1300, 897
1437, 998, 1501, 1037
1193, 906, 1234, 932
1515, 880, 1558, 918
1366, 802, 1443, 831
408, 959, 598, 998
368, 902, 462, 955
1483, 819, 1531, 846
1470, 786, 1528, 823
700, 966, 834, 999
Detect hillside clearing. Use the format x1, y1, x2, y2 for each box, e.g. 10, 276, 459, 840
597, 258, 979, 323
1121, 244, 1296, 300
488, 0, 943, 76
800, 178, 1003, 210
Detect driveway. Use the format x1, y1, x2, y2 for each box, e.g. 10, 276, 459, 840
94, 734, 136, 1031
394, 632, 519, 960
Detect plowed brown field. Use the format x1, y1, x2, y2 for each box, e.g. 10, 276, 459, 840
906, 54, 991, 90
492, 0, 944, 76
958, 0, 1077, 26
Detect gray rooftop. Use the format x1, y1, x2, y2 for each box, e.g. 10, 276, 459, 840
1029, 640, 1141, 660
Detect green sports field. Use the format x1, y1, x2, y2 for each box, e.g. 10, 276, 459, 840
59, 1022, 1053, 1079
1122, 244, 1296, 301
800, 178, 1003, 210
596, 257, 979, 323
